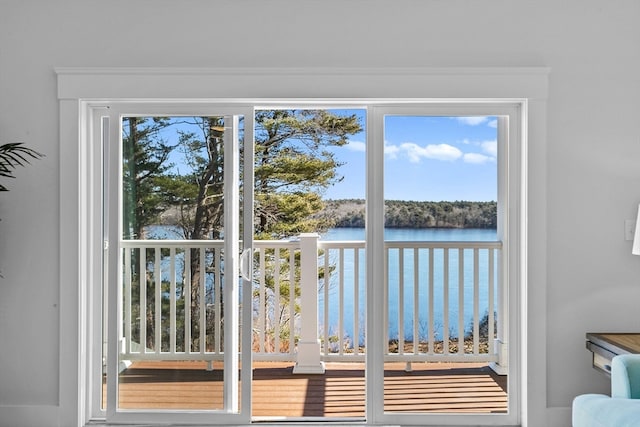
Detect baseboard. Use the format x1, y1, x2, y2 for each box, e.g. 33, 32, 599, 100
0, 405, 61, 427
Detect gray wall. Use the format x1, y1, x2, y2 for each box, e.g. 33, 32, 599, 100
1, 1, 640, 426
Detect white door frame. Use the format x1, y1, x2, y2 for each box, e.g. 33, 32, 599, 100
57, 67, 548, 427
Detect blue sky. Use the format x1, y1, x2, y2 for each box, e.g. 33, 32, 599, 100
326, 110, 498, 202
145, 111, 497, 202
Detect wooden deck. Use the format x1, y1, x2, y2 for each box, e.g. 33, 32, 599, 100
111, 361, 507, 418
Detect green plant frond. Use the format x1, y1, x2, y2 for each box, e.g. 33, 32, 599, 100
0, 142, 43, 165
0, 143, 44, 191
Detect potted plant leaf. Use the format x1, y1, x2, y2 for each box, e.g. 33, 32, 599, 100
0, 142, 44, 192
0, 142, 44, 277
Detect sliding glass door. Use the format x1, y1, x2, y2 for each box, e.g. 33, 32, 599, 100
90, 100, 522, 426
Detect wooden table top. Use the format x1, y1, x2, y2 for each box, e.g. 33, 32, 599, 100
586, 333, 640, 355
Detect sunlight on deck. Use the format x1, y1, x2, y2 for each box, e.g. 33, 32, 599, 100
108, 361, 507, 417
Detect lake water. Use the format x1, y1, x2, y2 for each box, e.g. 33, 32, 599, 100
145, 225, 498, 346
318, 227, 498, 345
321, 227, 496, 242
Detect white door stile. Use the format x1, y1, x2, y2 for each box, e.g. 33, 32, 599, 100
89, 107, 110, 420
241, 110, 255, 419
223, 114, 240, 412
105, 107, 120, 421
367, 106, 386, 424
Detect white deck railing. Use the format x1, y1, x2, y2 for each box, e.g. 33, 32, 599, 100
119, 234, 502, 368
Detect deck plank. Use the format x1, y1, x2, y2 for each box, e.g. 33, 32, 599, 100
107, 360, 507, 417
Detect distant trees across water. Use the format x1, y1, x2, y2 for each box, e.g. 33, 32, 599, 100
318, 199, 497, 229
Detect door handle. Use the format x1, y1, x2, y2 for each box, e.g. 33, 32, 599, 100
240, 247, 253, 281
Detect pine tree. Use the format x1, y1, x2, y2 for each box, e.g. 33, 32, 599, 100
122, 117, 175, 240
254, 110, 361, 238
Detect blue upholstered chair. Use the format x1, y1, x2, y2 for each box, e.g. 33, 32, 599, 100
573, 354, 640, 426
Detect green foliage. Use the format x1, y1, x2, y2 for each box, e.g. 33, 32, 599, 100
254, 110, 362, 237
122, 117, 175, 239
254, 192, 333, 240
122, 111, 363, 353
158, 117, 227, 240
0, 142, 44, 192
123, 111, 363, 240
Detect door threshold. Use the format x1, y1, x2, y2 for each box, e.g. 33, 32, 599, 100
252, 416, 367, 424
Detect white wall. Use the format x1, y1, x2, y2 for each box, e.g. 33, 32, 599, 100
1, 1, 639, 426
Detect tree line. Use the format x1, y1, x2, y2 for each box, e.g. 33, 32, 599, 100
318, 199, 497, 229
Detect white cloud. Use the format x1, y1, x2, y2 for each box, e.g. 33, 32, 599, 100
384, 141, 400, 159
385, 139, 495, 165
346, 140, 366, 152
488, 119, 498, 128
456, 116, 488, 126
400, 142, 462, 163
463, 153, 492, 164
461, 140, 497, 164
481, 140, 497, 157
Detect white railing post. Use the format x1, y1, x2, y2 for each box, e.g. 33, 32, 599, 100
491, 249, 509, 375
293, 233, 326, 374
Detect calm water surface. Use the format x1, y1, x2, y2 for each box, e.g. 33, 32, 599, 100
319, 227, 498, 345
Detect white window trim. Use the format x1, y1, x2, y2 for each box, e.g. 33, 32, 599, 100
57, 67, 549, 427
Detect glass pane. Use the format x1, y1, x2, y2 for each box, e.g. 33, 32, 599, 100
117, 116, 242, 411
382, 115, 507, 414
250, 109, 367, 419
